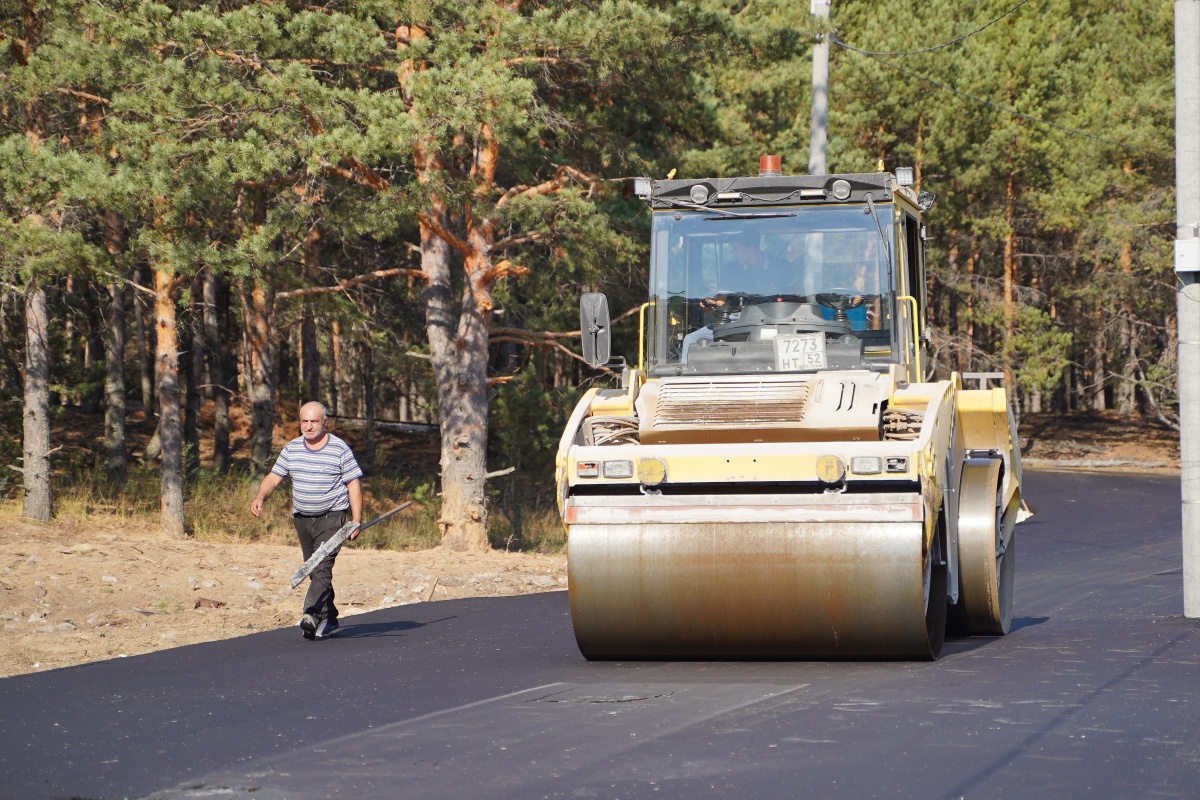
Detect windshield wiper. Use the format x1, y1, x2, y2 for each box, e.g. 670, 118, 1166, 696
862, 193, 894, 275
653, 196, 795, 219
703, 211, 796, 220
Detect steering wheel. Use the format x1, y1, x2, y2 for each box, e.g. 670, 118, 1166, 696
698, 292, 748, 323
813, 288, 866, 323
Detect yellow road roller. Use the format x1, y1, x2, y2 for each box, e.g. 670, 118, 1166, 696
556, 159, 1023, 660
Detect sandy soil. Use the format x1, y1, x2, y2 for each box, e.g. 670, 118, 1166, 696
0, 515, 565, 679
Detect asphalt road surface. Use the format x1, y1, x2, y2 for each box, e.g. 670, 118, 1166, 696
2, 470, 1198, 800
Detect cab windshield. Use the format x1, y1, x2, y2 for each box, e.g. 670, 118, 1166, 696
646, 205, 899, 376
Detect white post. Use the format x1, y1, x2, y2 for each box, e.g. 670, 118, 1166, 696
808, 0, 831, 176
1176, 1, 1200, 617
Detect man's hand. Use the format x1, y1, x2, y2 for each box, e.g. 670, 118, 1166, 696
249, 473, 284, 517
346, 478, 363, 539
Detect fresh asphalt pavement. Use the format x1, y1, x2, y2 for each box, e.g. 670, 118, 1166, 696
2, 471, 1198, 800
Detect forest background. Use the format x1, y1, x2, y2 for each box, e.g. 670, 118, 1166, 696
0, 0, 1177, 551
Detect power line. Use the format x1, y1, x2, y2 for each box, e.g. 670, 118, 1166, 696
831, 0, 1033, 58
835, 46, 1172, 162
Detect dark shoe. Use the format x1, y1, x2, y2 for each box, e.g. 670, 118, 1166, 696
299, 614, 318, 640
315, 618, 340, 639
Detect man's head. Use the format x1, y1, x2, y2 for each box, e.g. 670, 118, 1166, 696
730, 232, 764, 268
299, 401, 328, 444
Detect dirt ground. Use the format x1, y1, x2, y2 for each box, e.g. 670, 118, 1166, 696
0, 514, 565, 679
0, 411, 1180, 680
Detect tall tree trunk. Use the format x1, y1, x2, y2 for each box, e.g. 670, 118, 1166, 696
80, 280, 104, 413
203, 271, 231, 473
301, 227, 321, 403
1116, 316, 1136, 415
102, 212, 128, 483
1091, 328, 1108, 411
184, 275, 203, 477
103, 281, 128, 484
420, 206, 490, 551
61, 275, 77, 406
1116, 240, 1137, 416
330, 319, 341, 417
277, 326, 293, 403
947, 242, 960, 372
301, 307, 319, 401
134, 272, 154, 413
1002, 174, 1016, 389
155, 268, 185, 535
0, 290, 21, 394
361, 338, 376, 468
22, 283, 52, 522
965, 250, 976, 372
248, 277, 276, 474
0, 291, 9, 393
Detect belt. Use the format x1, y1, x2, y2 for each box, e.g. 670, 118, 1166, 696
293, 509, 347, 519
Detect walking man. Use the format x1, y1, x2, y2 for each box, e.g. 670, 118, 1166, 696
250, 401, 363, 640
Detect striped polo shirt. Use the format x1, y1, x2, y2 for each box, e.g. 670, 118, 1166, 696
270, 433, 364, 516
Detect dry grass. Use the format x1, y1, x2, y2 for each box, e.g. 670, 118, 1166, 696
2, 462, 566, 554
1, 401, 571, 553
489, 506, 567, 553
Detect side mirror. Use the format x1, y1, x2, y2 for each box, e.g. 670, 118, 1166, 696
579, 292, 611, 368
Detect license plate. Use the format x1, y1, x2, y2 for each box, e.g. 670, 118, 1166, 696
774, 333, 827, 371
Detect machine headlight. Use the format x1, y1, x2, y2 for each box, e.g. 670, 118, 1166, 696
689, 184, 710, 204
885, 456, 909, 474
816, 455, 847, 484
602, 460, 634, 479
850, 456, 882, 475
634, 177, 652, 198
577, 461, 599, 478
638, 457, 668, 486
894, 166, 915, 186
830, 179, 852, 201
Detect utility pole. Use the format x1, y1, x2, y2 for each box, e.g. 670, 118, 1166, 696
1176, 0, 1200, 617
808, 0, 831, 176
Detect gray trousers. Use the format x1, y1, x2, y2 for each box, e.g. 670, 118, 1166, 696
293, 510, 347, 622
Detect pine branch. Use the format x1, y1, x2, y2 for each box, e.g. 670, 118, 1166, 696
479, 259, 528, 285
233, 173, 303, 190
319, 160, 389, 191
494, 165, 592, 211
276, 267, 427, 300
490, 231, 550, 253
491, 327, 580, 341
54, 87, 110, 106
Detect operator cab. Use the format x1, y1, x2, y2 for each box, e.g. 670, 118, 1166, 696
579, 160, 933, 384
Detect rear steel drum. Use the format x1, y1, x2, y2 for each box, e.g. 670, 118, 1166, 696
953, 457, 1016, 635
